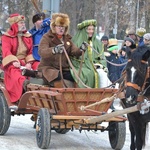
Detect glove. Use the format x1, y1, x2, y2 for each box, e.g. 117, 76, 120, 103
52, 44, 64, 54
80, 42, 88, 52
41, 18, 50, 28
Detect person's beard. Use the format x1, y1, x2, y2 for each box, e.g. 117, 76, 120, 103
19, 26, 26, 32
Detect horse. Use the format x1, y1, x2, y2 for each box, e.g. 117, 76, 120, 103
120, 45, 150, 150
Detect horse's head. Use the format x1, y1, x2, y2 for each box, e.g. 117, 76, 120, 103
125, 46, 150, 105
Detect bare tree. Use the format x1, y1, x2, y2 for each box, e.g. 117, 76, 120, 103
0, 0, 149, 38
60, 0, 95, 35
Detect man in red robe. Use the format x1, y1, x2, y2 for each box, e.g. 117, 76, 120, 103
2, 13, 39, 103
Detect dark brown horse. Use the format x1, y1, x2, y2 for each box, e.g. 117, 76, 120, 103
121, 45, 150, 150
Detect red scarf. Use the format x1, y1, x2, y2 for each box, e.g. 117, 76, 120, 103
57, 34, 63, 39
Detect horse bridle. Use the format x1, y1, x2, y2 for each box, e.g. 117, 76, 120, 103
125, 59, 150, 92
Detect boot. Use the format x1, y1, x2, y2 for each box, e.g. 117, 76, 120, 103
33, 121, 36, 129
30, 114, 37, 121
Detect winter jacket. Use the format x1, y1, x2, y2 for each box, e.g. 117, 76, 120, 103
29, 18, 50, 61
38, 30, 82, 83
106, 52, 121, 83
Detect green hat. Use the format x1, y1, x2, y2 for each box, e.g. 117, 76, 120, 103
108, 45, 118, 52
77, 19, 97, 30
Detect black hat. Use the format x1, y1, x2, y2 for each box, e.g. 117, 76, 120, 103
121, 46, 126, 52
101, 35, 108, 41
32, 12, 45, 24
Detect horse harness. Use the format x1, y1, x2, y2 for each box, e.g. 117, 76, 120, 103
121, 59, 150, 102
125, 59, 150, 91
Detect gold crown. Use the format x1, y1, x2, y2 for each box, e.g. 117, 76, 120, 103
136, 28, 146, 37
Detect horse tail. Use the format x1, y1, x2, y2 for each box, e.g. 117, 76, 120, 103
141, 122, 149, 147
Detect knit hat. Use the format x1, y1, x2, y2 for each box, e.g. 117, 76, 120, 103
77, 19, 97, 30
32, 12, 45, 24
125, 37, 135, 45
50, 13, 70, 34
108, 45, 118, 52
7, 13, 25, 25
101, 35, 108, 41
143, 33, 150, 41
125, 37, 136, 49
136, 27, 146, 37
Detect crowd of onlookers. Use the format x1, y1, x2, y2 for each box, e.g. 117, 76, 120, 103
101, 28, 150, 84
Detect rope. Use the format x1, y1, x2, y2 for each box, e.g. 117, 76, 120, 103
105, 59, 127, 67
77, 51, 84, 84
59, 54, 67, 88
83, 41, 127, 67
63, 47, 91, 88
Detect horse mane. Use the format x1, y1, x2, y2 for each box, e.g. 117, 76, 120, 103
128, 45, 150, 69
130, 50, 143, 70
126, 46, 149, 79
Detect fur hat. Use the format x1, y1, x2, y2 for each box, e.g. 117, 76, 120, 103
7, 13, 25, 25
126, 28, 136, 35
136, 27, 146, 37
50, 13, 70, 34
32, 12, 45, 24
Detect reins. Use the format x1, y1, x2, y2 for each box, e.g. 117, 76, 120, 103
83, 41, 128, 67
59, 54, 68, 88
105, 59, 127, 67
77, 51, 84, 84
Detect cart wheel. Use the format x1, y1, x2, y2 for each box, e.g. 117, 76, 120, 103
108, 121, 126, 150
55, 129, 69, 134
0, 92, 11, 135
36, 108, 51, 149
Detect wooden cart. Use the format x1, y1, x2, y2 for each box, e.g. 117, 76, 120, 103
0, 79, 127, 150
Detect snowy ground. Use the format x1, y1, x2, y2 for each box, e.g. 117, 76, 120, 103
0, 113, 150, 150
0, 98, 150, 150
